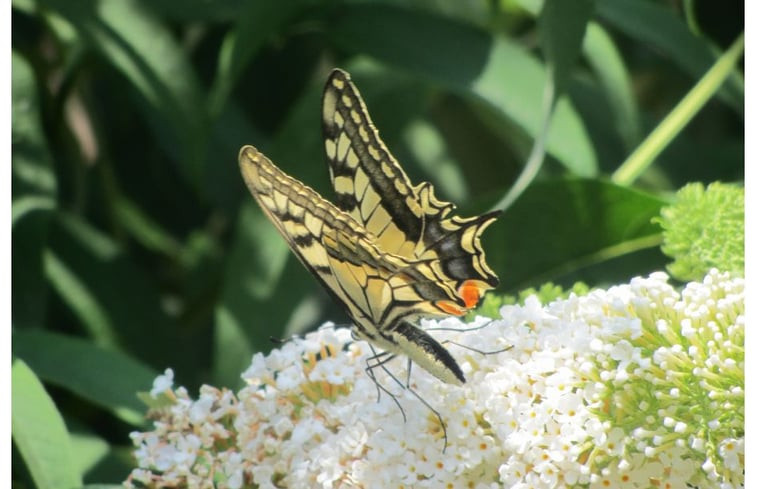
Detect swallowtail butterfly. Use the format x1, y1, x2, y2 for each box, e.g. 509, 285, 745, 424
239, 69, 499, 388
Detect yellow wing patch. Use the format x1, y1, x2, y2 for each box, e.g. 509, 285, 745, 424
321, 69, 499, 308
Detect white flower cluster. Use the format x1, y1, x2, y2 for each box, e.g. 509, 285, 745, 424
127, 270, 743, 488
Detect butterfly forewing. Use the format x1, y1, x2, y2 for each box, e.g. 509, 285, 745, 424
239, 145, 468, 385
322, 69, 500, 308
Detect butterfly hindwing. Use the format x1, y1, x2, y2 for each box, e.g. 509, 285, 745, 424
322, 69, 500, 309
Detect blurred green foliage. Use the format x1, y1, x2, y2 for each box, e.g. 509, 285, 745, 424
654, 182, 744, 281
11, 0, 743, 486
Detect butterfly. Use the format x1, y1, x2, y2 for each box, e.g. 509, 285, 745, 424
239, 68, 499, 388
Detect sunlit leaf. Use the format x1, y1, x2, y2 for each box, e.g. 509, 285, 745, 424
13, 330, 157, 426
12, 360, 82, 489
582, 22, 641, 150
487, 178, 667, 290
69, 430, 110, 477
329, 3, 598, 176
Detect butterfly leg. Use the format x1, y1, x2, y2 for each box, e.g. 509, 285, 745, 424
425, 318, 495, 334
442, 340, 513, 356
365, 347, 450, 452
365, 346, 407, 423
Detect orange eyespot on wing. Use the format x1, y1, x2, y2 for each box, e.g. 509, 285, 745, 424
435, 300, 466, 316
458, 280, 486, 309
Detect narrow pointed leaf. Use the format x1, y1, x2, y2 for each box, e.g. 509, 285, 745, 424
12, 360, 82, 489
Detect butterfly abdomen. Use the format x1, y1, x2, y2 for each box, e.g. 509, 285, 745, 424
385, 321, 466, 385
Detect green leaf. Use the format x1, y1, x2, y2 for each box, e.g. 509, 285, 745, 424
11, 52, 56, 198
69, 430, 110, 477
209, 1, 307, 117
203, 102, 269, 213
44, 250, 119, 347
596, 0, 743, 115
540, 0, 594, 94
112, 196, 181, 258
81, 444, 136, 486
214, 203, 311, 386
11, 0, 36, 13
612, 33, 744, 186
147, 0, 245, 22
582, 22, 641, 150
12, 359, 83, 489
403, 118, 470, 203
328, 3, 597, 176
12, 51, 56, 330
224, 204, 292, 305
487, 178, 667, 290
45, 213, 200, 374
213, 306, 255, 388
11, 196, 56, 227
65, 416, 136, 482
12, 330, 158, 426
13, 204, 55, 331
39, 0, 209, 185
491, 0, 594, 212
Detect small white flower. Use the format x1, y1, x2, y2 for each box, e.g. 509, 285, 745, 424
150, 368, 174, 397
718, 438, 743, 471
188, 395, 213, 424
308, 356, 355, 384
276, 363, 306, 390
